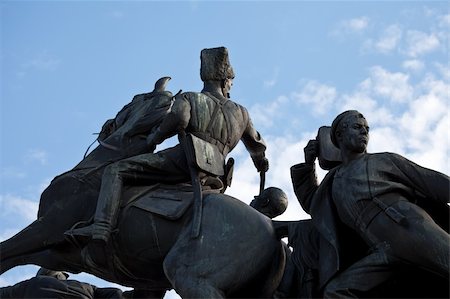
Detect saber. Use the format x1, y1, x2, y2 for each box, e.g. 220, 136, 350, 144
259, 170, 266, 196
178, 130, 203, 238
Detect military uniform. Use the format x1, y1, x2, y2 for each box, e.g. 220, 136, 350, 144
73, 47, 268, 244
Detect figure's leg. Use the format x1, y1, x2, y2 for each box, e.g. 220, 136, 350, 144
68, 149, 190, 243
323, 245, 397, 298
367, 201, 450, 279
68, 155, 154, 242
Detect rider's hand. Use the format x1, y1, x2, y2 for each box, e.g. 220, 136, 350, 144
254, 157, 269, 173
304, 139, 318, 165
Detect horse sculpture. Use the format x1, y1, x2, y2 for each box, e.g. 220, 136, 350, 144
0, 78, 286, 298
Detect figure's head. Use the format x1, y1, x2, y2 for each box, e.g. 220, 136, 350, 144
36, 268, 69, 280
250, 187, 288, 219
331, 110, 369, 153
200, 47, 235, 97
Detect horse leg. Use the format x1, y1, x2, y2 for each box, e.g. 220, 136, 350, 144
163, 195, 285, 298
1, 246, 83, 276
0, 219, 55, 265
130, 289, 167, 299
162, 235, 226, 298
162, 273, 225, 299
1, 186, 96, 268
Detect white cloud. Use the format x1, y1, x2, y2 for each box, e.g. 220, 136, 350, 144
405, 30, 440, 57
368, 66, 413, 103
0, 194, 39, 223
343, 17, 370, 32
438, 13, 450, 28
292, 80, 337, 115
434, 62, 450, 81
340, 91, 377, 113
249, 95, 289, 128
402, 59, 425, 72
374, 24, 402, 54
332, 16, 370, 37
400, 75, 449, 151
226, 135, 314, 221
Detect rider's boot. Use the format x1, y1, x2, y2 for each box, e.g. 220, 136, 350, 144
66, 192, 120, 267
65, 171, 122, 262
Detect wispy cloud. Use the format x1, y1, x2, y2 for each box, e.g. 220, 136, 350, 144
434, 62, 450, 81
438, 13, 450, 28
1, 167, 26, 179
366, 66, 413, 103
402, 59, 425, 72
404, 30, 440, 57
25, 149, 48, 165
292, 80, 337, 115
263, 67, 280, 88
249, 95, 290, 128
0, 194, 39, 223
331, 16, 370, 37
21, 52, 61, 72
375, 24, 402, 54
108, 10, 125, 19
16, 51, 61, 79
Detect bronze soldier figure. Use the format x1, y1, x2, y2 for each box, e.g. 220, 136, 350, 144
0, 268, 124, 298
291, 110, 449, 298
68, 47, 269, 260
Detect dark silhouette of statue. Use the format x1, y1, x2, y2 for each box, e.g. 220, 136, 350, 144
0, 268, 124, 298
67, 47, 269, 259
1, 47, 284, 299
291, 110, 450, 298
250, 187, 288, 219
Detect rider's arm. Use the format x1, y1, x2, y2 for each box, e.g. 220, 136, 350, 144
239, 106, 268, 172
148, 93, 191, 146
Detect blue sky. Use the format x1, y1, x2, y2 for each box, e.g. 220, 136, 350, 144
1, 1, 449, 297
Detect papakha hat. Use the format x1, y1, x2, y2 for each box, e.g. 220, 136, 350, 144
200, 47, 235, 81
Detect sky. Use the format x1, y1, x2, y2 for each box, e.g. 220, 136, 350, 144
1, 1, 449, 298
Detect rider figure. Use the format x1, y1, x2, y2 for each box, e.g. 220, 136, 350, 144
67, 47, 269, 262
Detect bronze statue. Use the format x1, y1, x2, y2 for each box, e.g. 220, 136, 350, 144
291, 110, 450, 298
250, 187, 288, 219
0, 268, 124, 298
0, 47, 284, 299
67, 47, 269, 261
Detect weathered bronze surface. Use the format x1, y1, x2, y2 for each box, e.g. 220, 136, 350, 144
290, 110, 449, 298
0, 47, 281, 298
1, 52, 448, 298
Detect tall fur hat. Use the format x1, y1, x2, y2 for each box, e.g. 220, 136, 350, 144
200, 47, 235, 81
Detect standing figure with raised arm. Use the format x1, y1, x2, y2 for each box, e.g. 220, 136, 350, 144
291, 110, 449, 298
